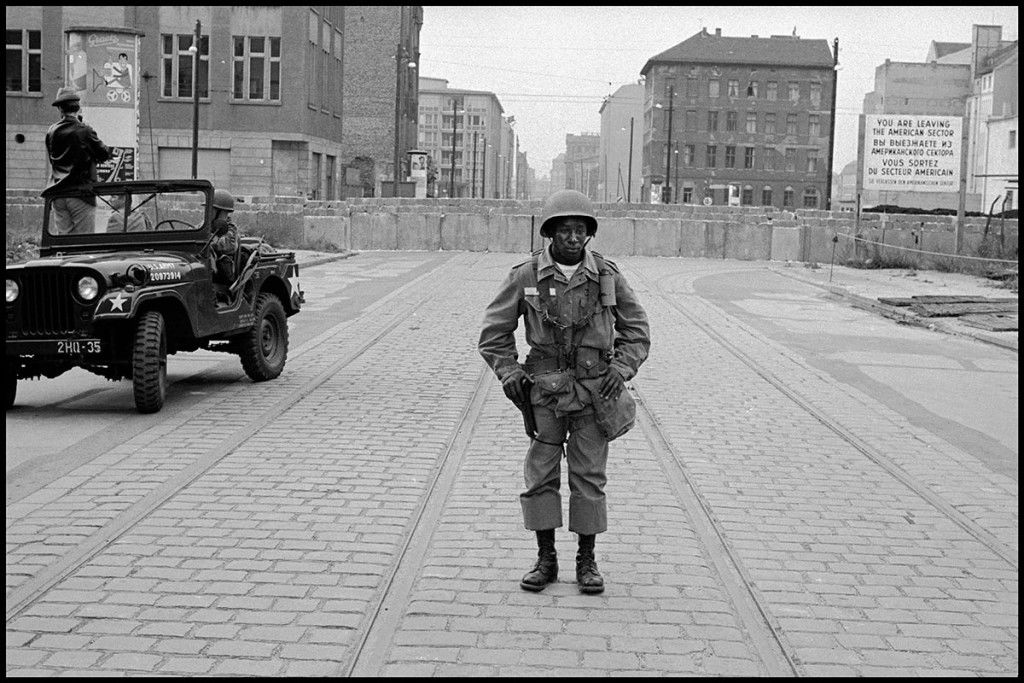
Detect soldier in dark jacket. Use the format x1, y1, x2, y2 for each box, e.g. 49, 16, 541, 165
41, 86, 112, 234
479, 189, 651, 594
209, 189, 240, 285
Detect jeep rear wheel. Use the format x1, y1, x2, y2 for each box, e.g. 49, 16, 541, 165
239, 293, 288, 381
5, 360, 17, 410
133, 310, 167, 413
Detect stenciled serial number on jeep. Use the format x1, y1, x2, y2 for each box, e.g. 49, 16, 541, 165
57, 339, 102, 354
147, 270, 181, 282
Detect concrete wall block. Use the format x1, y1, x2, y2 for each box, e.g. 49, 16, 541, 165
770, 225, 803, 262
489, 214, 533, 254
397, 211, 440, 251
251, 210, 304, 249
303, 215, 350, 251
705, 221, 727, 258
635, 218, 680, 257
589, 217, 635, 256
724, 222, 772, 260
678, 219, 707, 257
440, 212, 488, 251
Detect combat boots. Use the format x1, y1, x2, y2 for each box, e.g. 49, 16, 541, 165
520, 529, 558, 592
575, 533, 604, 594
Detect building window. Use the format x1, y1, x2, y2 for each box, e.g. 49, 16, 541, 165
766, 81, 778, 101
728, 79, 739, 97
725, 145, 736, 168
746, 112, 757, 133
788, 81, 800, 103
783, 186, 795, 207
685, 109, 697, 130
808, 114, 820, 137
806, 149, 819, 173
1010, 130, 1017, 148
810, 82, 822, 107
763, 147, 774, 171
707, 110, 719, 131
1006, 189, 1014, 210
764, 113, 776, 135
726, 111, 737, 131
709, 79, 720, 98
744, 146, 755, 169
233, 36, 281, 101
785, 148, 796, 172
786, 114, 798, 135
706, 144, 717, 168
682, 186, 693, 203
803, 187, 819, 208
6, 28, 41, 93
686, 76, 697, 97
742, 185, 754, 205
162, 33, 210, 99
684, 144, 694, 166
762, 186, 773, 206
747, 81, 758, 98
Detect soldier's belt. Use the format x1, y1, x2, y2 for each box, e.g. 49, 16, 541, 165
526, 347, 609, 380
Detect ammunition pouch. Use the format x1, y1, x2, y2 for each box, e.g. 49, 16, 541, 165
590, 386, 636, 441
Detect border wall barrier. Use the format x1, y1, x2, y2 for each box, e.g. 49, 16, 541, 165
7, 191, 1017, 268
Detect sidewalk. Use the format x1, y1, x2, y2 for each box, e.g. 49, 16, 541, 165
769, 261, 1018, 352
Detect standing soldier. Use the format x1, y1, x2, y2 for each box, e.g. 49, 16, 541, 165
479, 189, 650, 594
42, 85, 112, 233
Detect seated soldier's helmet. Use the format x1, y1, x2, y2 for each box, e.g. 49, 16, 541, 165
212, 189, 235, 212
539, 189, 597, 238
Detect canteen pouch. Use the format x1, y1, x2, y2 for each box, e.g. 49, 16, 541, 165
591, 386, 636, 441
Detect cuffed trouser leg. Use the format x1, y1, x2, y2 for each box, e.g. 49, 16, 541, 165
565, 414, 608, 535
520, 405, 567, 530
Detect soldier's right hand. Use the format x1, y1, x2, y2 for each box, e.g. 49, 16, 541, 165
502, 368, 528, 406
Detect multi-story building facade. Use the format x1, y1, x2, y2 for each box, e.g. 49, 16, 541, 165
5, 5, 419, 199
598, 83, 644, 202
564, 133, 600, 200
549, 153, 566, 193
417, 77, 511, 197
640, 28, 836, 208
859, 24, 1014, 212
966, 39, 1017, 214
341, 5, 422, 198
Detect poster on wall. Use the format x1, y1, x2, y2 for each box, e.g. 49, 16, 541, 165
862, 114, 962, 193
408, 149, 428, 198
66, 28, 142, 180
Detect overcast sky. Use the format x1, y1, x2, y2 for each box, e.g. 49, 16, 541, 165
418, 5, 1019, 178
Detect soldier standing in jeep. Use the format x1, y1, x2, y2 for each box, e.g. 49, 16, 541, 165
41, 86, 112, 234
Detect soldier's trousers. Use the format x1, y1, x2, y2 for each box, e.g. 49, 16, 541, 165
520, 404, 608, 535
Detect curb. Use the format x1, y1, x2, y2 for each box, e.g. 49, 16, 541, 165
296, 251, 358, 269
771, 267, 1018, 353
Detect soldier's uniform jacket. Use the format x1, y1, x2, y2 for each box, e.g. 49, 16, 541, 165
210, 216, 240, 282
41, 114, 112, 197
479, 247, 650, 416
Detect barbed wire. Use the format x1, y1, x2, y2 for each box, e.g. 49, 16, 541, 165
837, 231, 1018, 265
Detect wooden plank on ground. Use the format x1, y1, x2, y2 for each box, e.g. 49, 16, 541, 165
958, 313, 1018, 332
909, 295, 1018, 304
910, 301, 1019, 317
878, 297, 915, 306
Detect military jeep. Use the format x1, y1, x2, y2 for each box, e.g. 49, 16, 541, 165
5, 179, 303, 413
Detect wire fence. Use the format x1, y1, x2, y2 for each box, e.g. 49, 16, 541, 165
836, 231, 1018, 266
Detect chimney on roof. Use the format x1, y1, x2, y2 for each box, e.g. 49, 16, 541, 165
715, 28, 721, 37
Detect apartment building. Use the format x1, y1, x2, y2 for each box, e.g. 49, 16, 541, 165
5, 5, 420, 199
599, 83, 644, 203
564, 133, 600, 200
639, 28, 836, 208
417, 77, 512, 197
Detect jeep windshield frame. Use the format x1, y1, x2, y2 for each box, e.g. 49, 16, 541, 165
40, 179, 214, 257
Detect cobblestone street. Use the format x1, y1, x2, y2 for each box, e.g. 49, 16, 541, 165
6, 253, 1018, 676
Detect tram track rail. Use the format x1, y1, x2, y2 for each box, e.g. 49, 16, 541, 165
5, 254, 477, 623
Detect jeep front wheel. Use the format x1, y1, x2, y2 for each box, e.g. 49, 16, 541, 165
133, 310, 167, 413
239, 293, 288, 381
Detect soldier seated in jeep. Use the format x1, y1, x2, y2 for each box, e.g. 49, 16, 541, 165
209, 189, 241, 287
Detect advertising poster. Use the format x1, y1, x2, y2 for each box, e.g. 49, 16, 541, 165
862, 114, 962, 193
408, 149, 428, 198
66, 29, 140, 181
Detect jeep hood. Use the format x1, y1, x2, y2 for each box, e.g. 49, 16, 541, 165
10, 252, 200, 276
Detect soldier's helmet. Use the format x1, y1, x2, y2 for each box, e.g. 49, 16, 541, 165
51, 85, 81, 107
538, 189, 597, 238
212, 189, 235, 212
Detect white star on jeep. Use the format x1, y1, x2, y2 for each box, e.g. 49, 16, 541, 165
109, 292, 128, 311
288, 270, 301, 299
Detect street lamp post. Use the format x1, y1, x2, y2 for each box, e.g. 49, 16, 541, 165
482, 139, 488, 198
472, 132, 478, 198
448, 98, 463, 197
190, 19, 200, 179
392, 44, 416, 197
624, 116, 635, 203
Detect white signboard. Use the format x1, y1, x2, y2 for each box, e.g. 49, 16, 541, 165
863, 114, 961, 193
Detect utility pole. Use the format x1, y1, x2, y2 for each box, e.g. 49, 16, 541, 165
472, 132, 478, 198
627, 116, 634, 203
190, 19, 200, 179
448, 98, 458, 197
825, 37, 839, 210
664, 85, 674, 203
392, 40, 403, 198
481, 137, 487, 198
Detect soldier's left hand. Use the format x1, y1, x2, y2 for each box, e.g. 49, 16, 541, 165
599, 367, 625, 400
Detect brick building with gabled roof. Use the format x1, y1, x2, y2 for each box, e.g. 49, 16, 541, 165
639, 27, 836, 208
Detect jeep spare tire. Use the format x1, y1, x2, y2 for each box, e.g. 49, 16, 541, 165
133, 310, 167, 413
240, 293, 288, 381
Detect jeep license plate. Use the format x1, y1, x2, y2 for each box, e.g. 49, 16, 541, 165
56, 339, 103, 354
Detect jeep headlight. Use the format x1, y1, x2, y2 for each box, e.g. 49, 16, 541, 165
77, 276, 100, 301
5, 278, 18, 303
